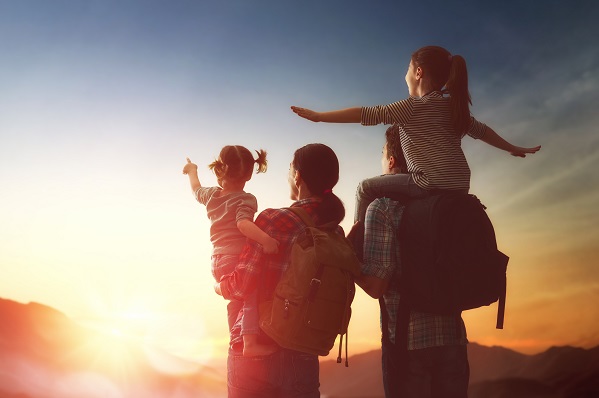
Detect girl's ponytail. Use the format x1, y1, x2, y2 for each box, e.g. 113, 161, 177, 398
208, 158, 228, 179
412, 46, 472, 136
254, 149, 268, 174
446, 55, 472, 136
209, 145, 267, 182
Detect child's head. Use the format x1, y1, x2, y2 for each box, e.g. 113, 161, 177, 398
410, 46, 472, 135
209, 145, 267, 185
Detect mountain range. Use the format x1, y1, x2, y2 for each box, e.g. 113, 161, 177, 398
1, 298, 598, 398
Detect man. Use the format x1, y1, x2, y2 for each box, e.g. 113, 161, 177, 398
354, 125, 469, 398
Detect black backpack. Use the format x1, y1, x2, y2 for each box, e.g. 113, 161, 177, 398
399, 193, 508, 329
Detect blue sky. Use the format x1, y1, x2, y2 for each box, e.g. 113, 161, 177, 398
1, 0, 598, 361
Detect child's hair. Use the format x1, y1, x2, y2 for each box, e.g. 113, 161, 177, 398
411, 46, 472, 136
292, 143, 345, 225
209, 145, 268, 182
385, 125, 408, 173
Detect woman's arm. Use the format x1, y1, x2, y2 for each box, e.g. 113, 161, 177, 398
291, 106, 362, 123
480, 126, 541, 158
237, 219, 279, 254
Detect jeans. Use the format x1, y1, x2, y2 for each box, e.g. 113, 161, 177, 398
354, 173, 429, 223
382, 336, 469, 398
227, 347, 320, 398
213, 254, 260, 335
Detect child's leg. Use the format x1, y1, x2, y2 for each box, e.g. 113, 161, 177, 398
241, 291, 276, 356
354, 173, 428, 223
226, 299, 243, 333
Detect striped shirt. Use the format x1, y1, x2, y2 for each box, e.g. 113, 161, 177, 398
195, 186, 258, 255
362, 197, 468, 349
361, 91, 487, 191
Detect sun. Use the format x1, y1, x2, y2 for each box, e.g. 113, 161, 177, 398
76, 290, 216, 374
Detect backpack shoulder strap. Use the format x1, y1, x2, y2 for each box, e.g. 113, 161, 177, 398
287, 206, 315, 227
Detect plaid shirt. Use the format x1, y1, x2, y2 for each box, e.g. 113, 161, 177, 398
219, 198, 323, 345
362, 197, 468, 350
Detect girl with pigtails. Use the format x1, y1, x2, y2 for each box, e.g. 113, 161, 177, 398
291, 45, 541, 224
183, 145, 278, 356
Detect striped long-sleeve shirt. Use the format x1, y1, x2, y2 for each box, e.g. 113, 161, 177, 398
361, 91, 487, 191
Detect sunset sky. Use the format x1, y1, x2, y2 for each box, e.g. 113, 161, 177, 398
1, 0, 598, 366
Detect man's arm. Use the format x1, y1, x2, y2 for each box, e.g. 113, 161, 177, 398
357, 198, 397, 299
356, 273, 389, 299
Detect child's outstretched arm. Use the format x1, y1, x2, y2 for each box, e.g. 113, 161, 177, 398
291, 106, 362, 123
182, 157, 202, 192
237, 219, 279, 254
480, 126, 541, 158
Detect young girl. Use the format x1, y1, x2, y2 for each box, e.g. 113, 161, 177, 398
183, 145, 278, 356
291, 45, 541, 223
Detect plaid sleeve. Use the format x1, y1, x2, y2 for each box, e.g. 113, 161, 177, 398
362, 198, 397, 280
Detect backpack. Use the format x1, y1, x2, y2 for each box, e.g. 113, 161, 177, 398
399, 193, 509, 329
259, 207, 361, 363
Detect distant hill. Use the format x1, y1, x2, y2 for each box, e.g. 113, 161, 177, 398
320, 342, 599, 398
2, 297, 598, 398
0, 298, 226, 398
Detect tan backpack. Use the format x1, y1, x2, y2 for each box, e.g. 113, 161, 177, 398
259, 207, 361, 365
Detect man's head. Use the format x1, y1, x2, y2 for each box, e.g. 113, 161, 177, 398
382, 125, 407, 175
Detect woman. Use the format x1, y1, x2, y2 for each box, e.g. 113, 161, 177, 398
216, 143, 345, 397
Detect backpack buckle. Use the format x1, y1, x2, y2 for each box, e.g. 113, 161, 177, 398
308, 278, 321, 301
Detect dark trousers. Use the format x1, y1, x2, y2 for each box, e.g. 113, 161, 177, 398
382, 336, 469, 398
227, 347, 320, 398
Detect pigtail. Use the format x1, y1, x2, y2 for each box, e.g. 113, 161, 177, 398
254, 149, 268, 174
208, 158, 228, 179
446, 55, 472, 136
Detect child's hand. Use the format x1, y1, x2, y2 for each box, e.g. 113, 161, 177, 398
183, 157, 198, 175
291, 106, 321, 122
510, 145, 541, 158
262, 237, 280, 254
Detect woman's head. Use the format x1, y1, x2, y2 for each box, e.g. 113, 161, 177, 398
291, 143, 345, 224
209, 145, 267, 185
409, 46, 472, 135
